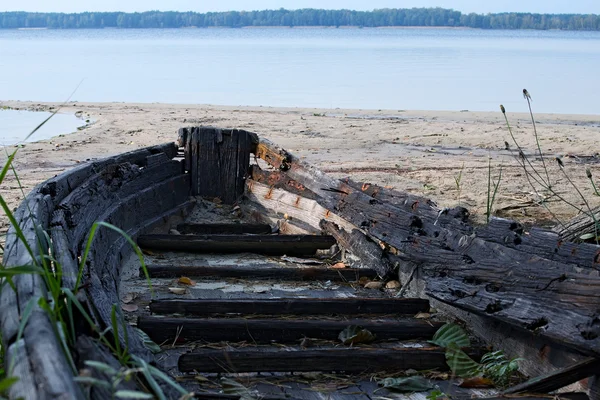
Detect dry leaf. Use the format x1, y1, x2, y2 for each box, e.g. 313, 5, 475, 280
121, 303, 138, 312
178, 277, 196, 286
385, 280, 401, 289
364, 281, 384, 290
415, 312, 431, 319
358, 277, 370, 286
121, 293, 135, 304
458, 377, 494, 388
169, 287, 186, 295
331, 262, 346, 269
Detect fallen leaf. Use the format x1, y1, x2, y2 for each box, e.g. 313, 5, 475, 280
415, 312, 431, 319
135, 328, 161, 353
121, 293, 135, 304
385, 280, 401, 289
121, 304, 138, 312
458, 376, 494, 388
339, 325, 376, 345
178, 277, 196, 286
331, 262, 346, 269
358, 276, 370, 286
169, 287, 186, 295
429, 323, 471, 348
377, 376, 433, 393
364, 281, 384, 290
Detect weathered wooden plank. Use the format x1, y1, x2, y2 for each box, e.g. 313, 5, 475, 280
253, 137, 600, 357
149, 298, 430, 316
83, 174, 191, 362
245, 179, 357, 233
249, 165, 319, 200
40, 142, 178, 207
51, 160, 183, 250
24, 310, 85, 399
137, 316, 443, 344
137, 234, 336, 256
0, 192, 82, 400
320, 220, 392, 277
187, 127, 252, 203
342, 178, 473, 234
503, 357, 600, 395
143, 264, 378, 281
178, 346, 480, 373
5, 339, 39, 400
176, 222, 272, 235
477, 218, 600, 271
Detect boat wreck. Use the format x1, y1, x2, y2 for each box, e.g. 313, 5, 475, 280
1, 127, 599, 399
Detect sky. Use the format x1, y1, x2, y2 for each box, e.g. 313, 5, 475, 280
1, 0, 599, 14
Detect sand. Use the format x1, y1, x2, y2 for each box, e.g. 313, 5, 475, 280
1, 100, 600, 237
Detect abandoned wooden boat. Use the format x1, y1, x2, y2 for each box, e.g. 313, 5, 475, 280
1, 126, 599, 399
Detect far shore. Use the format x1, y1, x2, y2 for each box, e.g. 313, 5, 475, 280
2, 100, 600, 235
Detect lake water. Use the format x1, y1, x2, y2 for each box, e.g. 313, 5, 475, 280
0, 28, 599, 114
0, 109, 86, 145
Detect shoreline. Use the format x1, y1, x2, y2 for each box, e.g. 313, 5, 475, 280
2, 100, 600, 235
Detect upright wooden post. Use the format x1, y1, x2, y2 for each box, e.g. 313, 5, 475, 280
179, 127, 253, 204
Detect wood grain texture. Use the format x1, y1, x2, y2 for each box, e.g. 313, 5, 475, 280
178, 346, 481, 373
254, 137, 600, 357
503, 357, 600, 394
144, 264, 378, 281
184, 127, 252, 203
320, 220, 392, 278
149, 298, 430, 316
138, 316, 443, 344
138, 234, 336, 256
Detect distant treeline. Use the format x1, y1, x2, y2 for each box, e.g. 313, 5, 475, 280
1, 8, 600, 31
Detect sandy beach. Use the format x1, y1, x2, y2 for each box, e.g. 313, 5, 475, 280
2, 100, 600, 236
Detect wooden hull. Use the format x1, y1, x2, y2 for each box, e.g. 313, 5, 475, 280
1, 127, 599, 399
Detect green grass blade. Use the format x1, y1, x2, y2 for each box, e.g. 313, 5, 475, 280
0, 195, 34, 261
77, 221, 152, 295
0, 151, 17, 186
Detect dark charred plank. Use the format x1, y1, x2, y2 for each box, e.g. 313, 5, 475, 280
176, 222, 272, 235
84, 174, 191, 363
138, 316, 443, 344
137, 234, 336, 256
185, 127, 252, 204
143, 264, 378, 281
476, 218, 600, 271
320, 220, 392, 278
178, 346, 481, 373
341, 178, 473, 234
149, 298, 430, 316
503, 357, 600, 395
254, 137, 600, 357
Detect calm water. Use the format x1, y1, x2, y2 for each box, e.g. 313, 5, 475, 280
1, 28, 599, 114
0, 109, 85, 145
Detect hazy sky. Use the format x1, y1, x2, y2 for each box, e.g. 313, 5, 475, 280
2, 0, 600, 14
